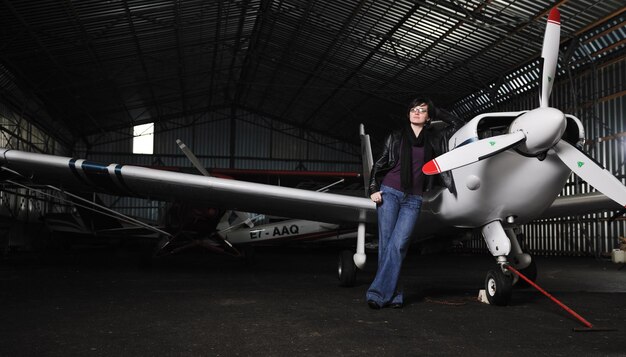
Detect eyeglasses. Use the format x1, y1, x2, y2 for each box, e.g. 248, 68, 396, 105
410, 106, 428, 113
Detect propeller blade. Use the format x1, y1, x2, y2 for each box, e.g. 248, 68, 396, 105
552, 140, 626, 207
540, 7, 561, 108
422, 131, 526, 175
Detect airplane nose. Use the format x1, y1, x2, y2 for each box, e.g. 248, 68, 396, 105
509, 107, 566, 155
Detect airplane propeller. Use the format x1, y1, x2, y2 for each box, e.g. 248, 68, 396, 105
540, 8, 560, 108
551, 141, 626, 207
422, 7, 626, 209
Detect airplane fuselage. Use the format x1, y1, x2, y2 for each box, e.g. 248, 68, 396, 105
425, 149, 571, 228
223, 219, 357, 244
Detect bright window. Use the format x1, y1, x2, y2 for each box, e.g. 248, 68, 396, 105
133, 123, 154, 154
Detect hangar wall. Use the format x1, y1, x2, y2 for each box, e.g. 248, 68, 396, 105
77, 107, 361, 172
0, 102, 59, 154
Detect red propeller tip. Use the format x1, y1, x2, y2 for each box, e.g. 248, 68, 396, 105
548, 8, 560, 24
422, 159, 441, 175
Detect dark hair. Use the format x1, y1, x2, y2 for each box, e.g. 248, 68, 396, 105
407, 97, 436, 121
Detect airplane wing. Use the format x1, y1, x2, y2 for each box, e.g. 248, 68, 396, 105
0, 148, 376, 225
539, 191, 623, 219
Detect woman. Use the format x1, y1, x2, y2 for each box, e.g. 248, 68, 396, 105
366, 97, 460, 309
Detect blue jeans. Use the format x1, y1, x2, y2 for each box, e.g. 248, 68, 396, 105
366, 184, 422, 306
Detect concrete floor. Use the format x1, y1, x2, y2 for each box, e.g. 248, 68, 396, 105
1, 245, 625, 356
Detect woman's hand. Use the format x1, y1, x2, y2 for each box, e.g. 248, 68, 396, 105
370, 191, 382, 204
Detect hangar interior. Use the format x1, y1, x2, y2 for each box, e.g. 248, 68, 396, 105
0, 0, 624, 258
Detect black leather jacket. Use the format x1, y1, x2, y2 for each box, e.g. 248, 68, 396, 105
368, 112, 463, 196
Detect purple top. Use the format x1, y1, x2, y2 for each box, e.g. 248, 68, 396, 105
381, 145, 425, 195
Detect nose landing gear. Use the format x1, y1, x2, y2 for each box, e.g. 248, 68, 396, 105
482, 221, 536, 306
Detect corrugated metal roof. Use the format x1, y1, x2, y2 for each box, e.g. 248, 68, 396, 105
1, 0, 624, 149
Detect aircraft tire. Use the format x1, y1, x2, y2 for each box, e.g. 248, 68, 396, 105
338, 250, 357, 287
485, 268, 513, 306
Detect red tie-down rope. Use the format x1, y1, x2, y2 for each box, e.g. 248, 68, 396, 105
505, 265, 593, 329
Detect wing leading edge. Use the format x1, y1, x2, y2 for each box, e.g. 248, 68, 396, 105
0, 149, 376, 224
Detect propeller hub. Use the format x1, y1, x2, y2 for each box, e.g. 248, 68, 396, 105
509, 107, 566, 155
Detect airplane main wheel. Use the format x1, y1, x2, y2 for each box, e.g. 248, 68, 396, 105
338, 250, 357, 287
485, 268, 513, 306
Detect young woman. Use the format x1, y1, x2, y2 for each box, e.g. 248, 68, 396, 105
366, 97, 461, 309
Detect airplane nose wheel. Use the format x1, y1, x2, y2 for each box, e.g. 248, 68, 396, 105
338, 249, 357, 287
485, 267, 513, 306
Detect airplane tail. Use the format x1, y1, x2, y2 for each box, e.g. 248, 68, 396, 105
359, 124, 373, 197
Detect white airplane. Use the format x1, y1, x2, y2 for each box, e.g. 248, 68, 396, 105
419, 8, 626, 304
0, 8, 624, 305
158, 139, 368, 271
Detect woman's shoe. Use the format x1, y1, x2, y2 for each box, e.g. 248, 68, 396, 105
367, 300, 381, 310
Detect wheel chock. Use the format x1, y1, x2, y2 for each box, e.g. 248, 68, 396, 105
477, 289, 489, 304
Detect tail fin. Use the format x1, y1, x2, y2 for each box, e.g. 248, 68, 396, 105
359, 124, 373, 197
